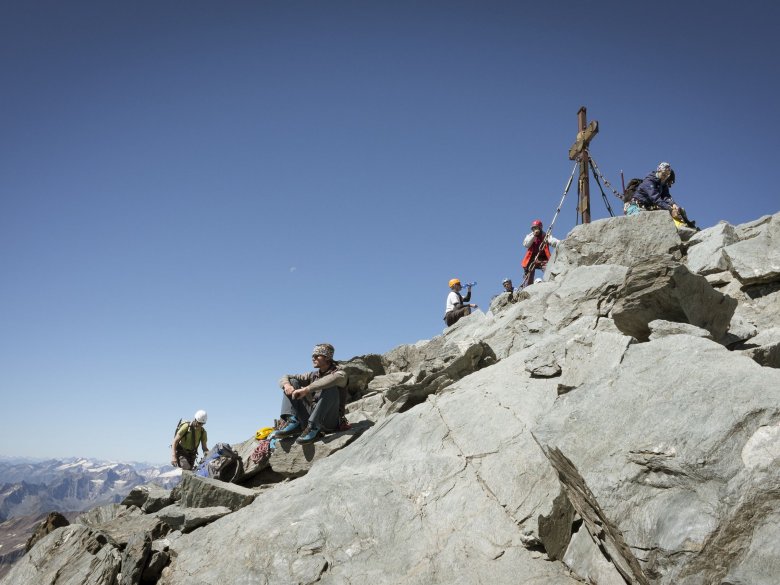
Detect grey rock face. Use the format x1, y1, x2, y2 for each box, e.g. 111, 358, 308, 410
723, 212, 780, 285
534, 335, 780, 585
736, 326, 780, 368
382, 338, 491, 413
158, 353, 580, 585
24, 512, 69, 552
648, 319, 713, 340
365, 371, 412, 392
548, 211, 682, 277
3, 525, 121, 585
119, 531, 150, 585
121, 483, 173, 514
231, 436, 271, 482
75, 505, 168, 547
172, 473, 255, 512
267, 427, 365, 479
556, 330, 633, 394
339, 355, 381, 397
9, 210, 780, 585
611, 258, 736, 341
685, 221, 739, 275
141, 549, 169, 582
153, 504, 231, 533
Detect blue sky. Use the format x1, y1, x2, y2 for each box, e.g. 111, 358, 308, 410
2, 1, 778, 464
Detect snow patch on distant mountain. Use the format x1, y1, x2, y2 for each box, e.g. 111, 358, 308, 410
0, 456, 179, 522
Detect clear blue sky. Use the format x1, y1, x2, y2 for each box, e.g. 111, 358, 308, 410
2, 1, 778, 464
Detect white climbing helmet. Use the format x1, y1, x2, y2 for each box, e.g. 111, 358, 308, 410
193, 410, 208, 424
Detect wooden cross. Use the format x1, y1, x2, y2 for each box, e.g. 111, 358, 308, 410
568, 106, 598, 224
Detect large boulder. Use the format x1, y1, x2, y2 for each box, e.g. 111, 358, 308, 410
533, 334, 780, 585
377, 329, 497, 414
157, 352, 581, 585
231, 436, 272, 482
75, 505, 168, 546
548, 211, 682, 277
684, 221, 739, 275
3, 525, 121, 585
735, 326, 780, 368
121, 484, 173, 514
8, 210, 780, 585
543, 264, 628, 329
153, 504, 231, 533
118, 531, 151, 585
610, 257, 737, 341
722, 212, 780, 285
24, 512, 69, 552
556, 329, 634, 394
339, 355, 382, 397
267, 424, 371, 479
172, 473, 255, 512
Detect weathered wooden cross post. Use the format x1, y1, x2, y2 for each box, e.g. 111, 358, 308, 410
568, 106, 599, 224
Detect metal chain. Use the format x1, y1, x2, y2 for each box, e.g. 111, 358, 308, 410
586, 152, 623, 200
590, 161, 615, 217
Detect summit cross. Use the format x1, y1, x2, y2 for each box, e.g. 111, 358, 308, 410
568, 106, 599, 224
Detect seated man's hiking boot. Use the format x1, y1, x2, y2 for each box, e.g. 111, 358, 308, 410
273, 417, 301, 438
296, 425, 322, 444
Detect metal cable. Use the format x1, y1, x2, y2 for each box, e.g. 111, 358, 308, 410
523, 161, 579, 288
587, 152, 623, 200
590, 160, 615, 217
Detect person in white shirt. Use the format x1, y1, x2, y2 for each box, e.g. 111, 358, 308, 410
444, 278, 476, 327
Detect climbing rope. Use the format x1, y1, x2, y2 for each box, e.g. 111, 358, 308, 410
523, 161, 578, 288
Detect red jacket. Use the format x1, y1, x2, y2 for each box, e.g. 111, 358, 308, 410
522, 236, 551, 269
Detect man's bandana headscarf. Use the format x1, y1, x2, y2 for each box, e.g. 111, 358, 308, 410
312, 343, 335, 360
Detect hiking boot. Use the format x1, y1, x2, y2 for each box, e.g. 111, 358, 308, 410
272, 417, 301, 438
296, 425, 322, 444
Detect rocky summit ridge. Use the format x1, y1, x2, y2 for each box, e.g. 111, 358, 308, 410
3, 210, 779, 585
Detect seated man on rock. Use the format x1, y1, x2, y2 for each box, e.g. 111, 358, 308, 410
273, 343, 349, 444
444, 278, 477, 327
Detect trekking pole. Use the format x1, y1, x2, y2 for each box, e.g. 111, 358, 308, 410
522, 161, 578, 288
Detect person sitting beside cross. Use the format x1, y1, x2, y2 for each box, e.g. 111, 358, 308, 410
626, 162, 676, 215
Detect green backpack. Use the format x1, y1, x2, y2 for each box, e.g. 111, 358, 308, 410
173, 419, 202, 451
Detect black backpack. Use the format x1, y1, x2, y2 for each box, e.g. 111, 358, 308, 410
622, 178, 642, 203
196, 443, 243, 483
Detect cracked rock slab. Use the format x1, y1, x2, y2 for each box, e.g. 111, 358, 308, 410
534, 334, 780, 584
158, 354, 581, 585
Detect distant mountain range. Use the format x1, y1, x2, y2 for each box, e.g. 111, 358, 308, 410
0, 456, 180, 578
0, 456, 180, 522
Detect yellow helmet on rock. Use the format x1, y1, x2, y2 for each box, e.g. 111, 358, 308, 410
448, 278, 461, 288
